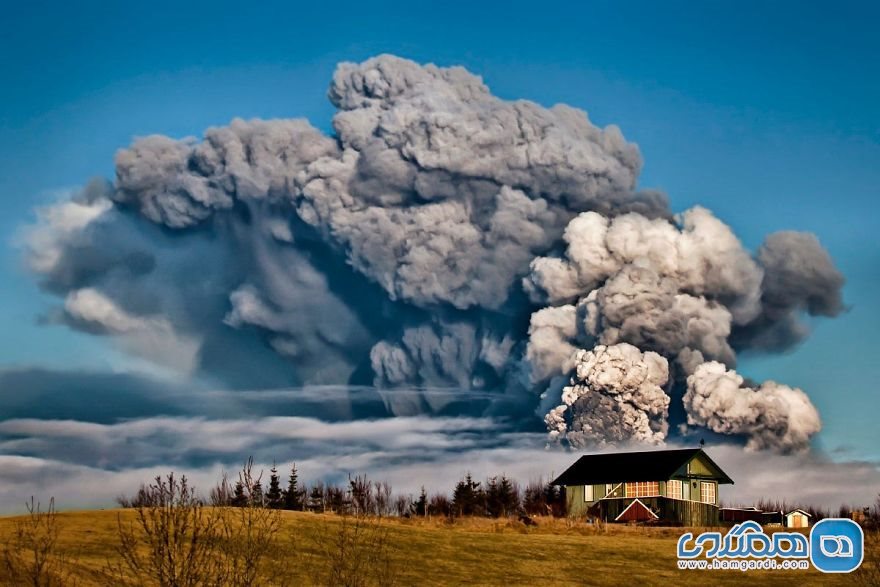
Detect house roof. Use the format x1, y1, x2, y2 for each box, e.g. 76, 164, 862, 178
785, 509, 812, 517
551, 447, 734, 486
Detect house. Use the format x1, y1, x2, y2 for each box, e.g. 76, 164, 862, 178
784, 509, 812, 528
551, 447, 734, 526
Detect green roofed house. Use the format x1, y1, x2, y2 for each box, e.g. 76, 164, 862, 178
551, 447, 734, 526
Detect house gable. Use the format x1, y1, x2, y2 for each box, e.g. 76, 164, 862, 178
672, 451, 733, 484
614, 498, 658, 522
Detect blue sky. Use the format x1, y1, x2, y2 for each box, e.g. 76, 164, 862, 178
0, 0, 878, 463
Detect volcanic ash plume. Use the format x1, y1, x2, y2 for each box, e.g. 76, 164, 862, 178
21, 55, 844, 451
525, 206, 843, 451
546, 343, 670, 447
684, 361, 821, 452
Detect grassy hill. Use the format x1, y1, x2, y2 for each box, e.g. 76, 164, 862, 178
0, 509, 868, 586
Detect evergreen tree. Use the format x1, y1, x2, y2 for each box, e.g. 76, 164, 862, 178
452, 473, 483, 516
251, 479, 264, 507
266, 462, 283, 509
231, 480, 247, 508
497, 475, 518, 517
308, 483, 325, 513
486, 476, 501, 517
411, 487, 428, 517
283, 463, 304, 511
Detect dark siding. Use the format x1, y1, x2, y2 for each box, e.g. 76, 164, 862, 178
589, 497, 719, 526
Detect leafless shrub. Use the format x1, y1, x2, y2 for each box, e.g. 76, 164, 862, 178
215, 459, 283, 586
428, 493, 451, 518
1, 497, 75, 586
304, 512, 398, 587
374, 482, 392, 517
349, 475, 375, 516
116, 484, 157, 509
107, 465, 281, 587
106, 474, 219, 587
393, 495, 409, 518
209, 471, 234, 507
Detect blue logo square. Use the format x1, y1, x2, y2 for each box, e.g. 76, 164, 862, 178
810, 518, 864, 573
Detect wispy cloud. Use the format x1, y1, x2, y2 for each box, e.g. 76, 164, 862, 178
1, 411, 877, 514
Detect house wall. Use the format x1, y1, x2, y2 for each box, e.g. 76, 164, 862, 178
786, 512, 810, 528
565, 484, 587, 517
596, 497, 720, 526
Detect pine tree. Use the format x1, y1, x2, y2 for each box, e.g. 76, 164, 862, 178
498, 475, 518, 517
411, 487, 428, 517
452, 473, 483, 516
486, 476, 501, 517
232, 480, 247, 507
283, 463, 304, 511
266, 462, 283, 509
251, 479, 264, 507
308, 483, 325, 513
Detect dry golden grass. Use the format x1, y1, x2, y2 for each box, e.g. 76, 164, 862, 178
0, 509, 867, 586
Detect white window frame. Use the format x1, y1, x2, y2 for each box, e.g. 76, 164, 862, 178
700, 481, 716, 504
667, 479, 683, 500
624, 481, 660, 498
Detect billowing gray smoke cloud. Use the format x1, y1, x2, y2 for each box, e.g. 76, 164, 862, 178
22, 55, 844, 450
524, 206, 843, 450
683, 361, 821, 452
545, 343, 669, 447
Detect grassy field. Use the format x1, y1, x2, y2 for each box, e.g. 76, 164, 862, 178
0, 509, 873, 586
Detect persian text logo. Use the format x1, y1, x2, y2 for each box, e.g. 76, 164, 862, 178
677, 519, 864, 573
677, 521, 808, 560
810, 518, 864, 573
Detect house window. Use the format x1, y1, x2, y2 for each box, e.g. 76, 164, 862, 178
667, 480, 682, 500
624, 481, 659, 498
700, 482, 716, 504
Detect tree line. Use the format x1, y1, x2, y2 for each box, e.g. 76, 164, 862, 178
118, 460, 566, 519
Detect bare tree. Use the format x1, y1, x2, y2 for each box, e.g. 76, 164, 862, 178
393, 495, 409, 518
349, 475, 375, 517
374, 482, 392, 517
304, 512, 398, 587
107, 465, 281, 587
209, 471, 234, 507
107, 474, 219, 587
1, 497, 75, 586
214, 459, 283, 586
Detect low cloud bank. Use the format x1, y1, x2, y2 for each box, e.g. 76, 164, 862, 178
1, 413, 876, 514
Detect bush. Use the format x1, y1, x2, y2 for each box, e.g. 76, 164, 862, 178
107, 466, 281, 587
303, 512, 398, 587
1, 497, 75, 586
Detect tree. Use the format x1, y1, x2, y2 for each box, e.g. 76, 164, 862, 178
428, 493, 451, 518
349, 474, 375, 516
497, 475, 519, 517
308, 483, 326, 513
108, 474, 219, 586
266, 463, 283, 510
452, 474, 483, 517
522, 479, 547, 516
1, 497, 74, 586
232, 480, 248, 508
374, 481, 392, 517
411, 487, 428, 518
283, 463, 304, 511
